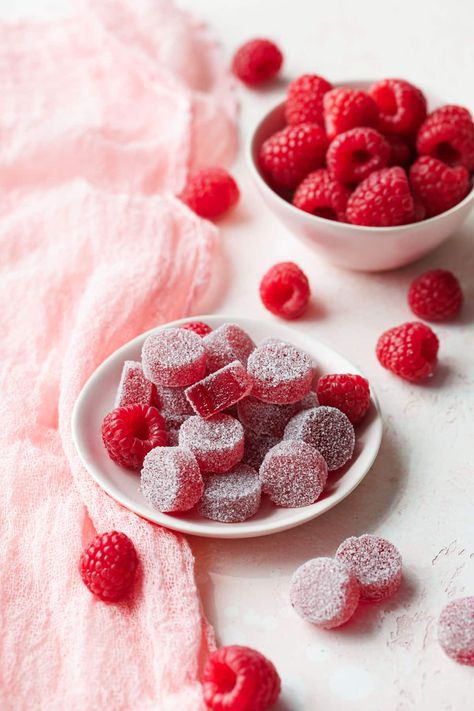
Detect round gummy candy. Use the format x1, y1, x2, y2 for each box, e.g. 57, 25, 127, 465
155, 384, 193, 415
238, 391, 318, 438
247, 340, 313, 404
243, 430, 280, 470
178, 414, 244, 473
290, 557, 360, 629
284, 406, 355, 471
438, 597, 474, 666
203, 323, 256, 373
259, 440, 328, 507
140, 446, 203, 512
336, 534, 402, 602
197, 464, 262, 523
142, 328, 206, 387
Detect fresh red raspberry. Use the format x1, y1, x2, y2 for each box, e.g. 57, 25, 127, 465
259, 123, 327, 189
416, 109, 474, 171
102, 404, 167, 470
376, 322, 439, 382
292, 169, 350, 221
317, 373, 371, 424
260, 261, 310, 319
409, 156, 470, 217
180, 167, 239, 220
326, 127, 390, 184
369, 79, 427, 136
232, 39, 283, 86
79, 531, 138, 602
386, 134, 414, 168
181, 321, 213, 337
285, 74, 333, 126
323, 88, 379, 141
202, 645, 281, 711
346, 167, 415, 227
408, 269, 463, 321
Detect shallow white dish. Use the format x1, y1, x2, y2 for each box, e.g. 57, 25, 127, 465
72, 315, 383, 539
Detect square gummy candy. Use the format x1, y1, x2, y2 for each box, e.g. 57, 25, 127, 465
115, 361, 154, 408
185, 360, 253, 418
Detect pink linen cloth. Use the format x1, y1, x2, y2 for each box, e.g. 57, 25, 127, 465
0, 2, 237, 709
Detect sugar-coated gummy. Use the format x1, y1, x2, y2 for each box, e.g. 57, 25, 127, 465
162, 412, 189, 447
238, 391, 317, 438
284, 406, 355, 470
185, 360, 253, 418
336, 534, 402, 602
140, 446, 203, 512
115, 361, 154, 409
243, 430, 280, 470
247, 340, 314, 405
259, 439, 328, 507
290, 557, 360, 628
197, 464, 262, 523
203, 323, 256, 373
438, 597, 474, 666
178, 414, 245, 473
141, 327, 206, 387
155, 384, 193, 415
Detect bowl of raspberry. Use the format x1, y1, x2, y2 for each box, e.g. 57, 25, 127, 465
247, 77, 474, 271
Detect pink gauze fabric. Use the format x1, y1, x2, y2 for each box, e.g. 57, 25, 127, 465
0, 1, 237, 710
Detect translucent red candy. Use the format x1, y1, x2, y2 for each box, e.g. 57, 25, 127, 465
140, 446, 203, 512
178, 414, 244, 473
438, 597, 474, 666
238, 392, 318, 438
243, 430, 279, 470
259, 440, 328, 507
197, 464, 262, 523
247, 340, 313, 405
290, 557, 360, 628
284, 405, 355, 470
203, 323, 255, 373
142, 328, 206, 387
336, 534, 402, 602
115, 360, 154, 408
185, 361, 253, 418
154, 384, 193, 415
162, 413, 189, 447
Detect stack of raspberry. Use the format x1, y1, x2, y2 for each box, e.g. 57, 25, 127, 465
101, 322, 372, 522
259, 75, 473, 226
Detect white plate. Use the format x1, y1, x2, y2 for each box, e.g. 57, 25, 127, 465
72, 315, 383, 539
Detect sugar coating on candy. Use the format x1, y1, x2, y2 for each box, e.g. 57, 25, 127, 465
162, 412, 189, 447
336, 534, 402, 602
259, 440, 328, 507
203, 323, 256, 373
155, 384, 193, 415
185, 361, 253, 418
290, 557, 360, 629
142, 328, 206, 387
284, 406, 355, 470
438, 597, 474, 666
243, 430, 280, 470
140, 446, 203, 512
247, 340, 313, 405
238, 391, 318, 438
179, 414, 244, 473
197, 464, 262, 523
115, 361, 154, 408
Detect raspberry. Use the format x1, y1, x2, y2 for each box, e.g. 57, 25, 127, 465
292, 169, 350, 221
386, 134, 414, 168
323, 88, 379, 141
285, 74, 333, 126
259, 261, 310, 319
316, 373, 371, 424
102, 404, 167, 469
79, 531, 138, 602
232, 39, 283, 86
369, 79, 427, 136
409, 156, 470, 217
326, 127, 390, 184
346, 167, 415, 227
408, 269, 463, 321
180, 321, 212, 337
416, 109, 474, 171
180, 167, 239, 219
202, 645, 281, 711
259, 123, 327, 189
376, 321, 439, 382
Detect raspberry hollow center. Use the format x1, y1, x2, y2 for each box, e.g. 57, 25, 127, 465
212, 661, 237, 694
435, 142, 460, 166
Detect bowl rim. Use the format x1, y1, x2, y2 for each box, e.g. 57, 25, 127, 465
246, 94, 474, 235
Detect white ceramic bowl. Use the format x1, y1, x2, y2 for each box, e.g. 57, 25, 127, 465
72, 315, 383, 539
247, 81, 474, 272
